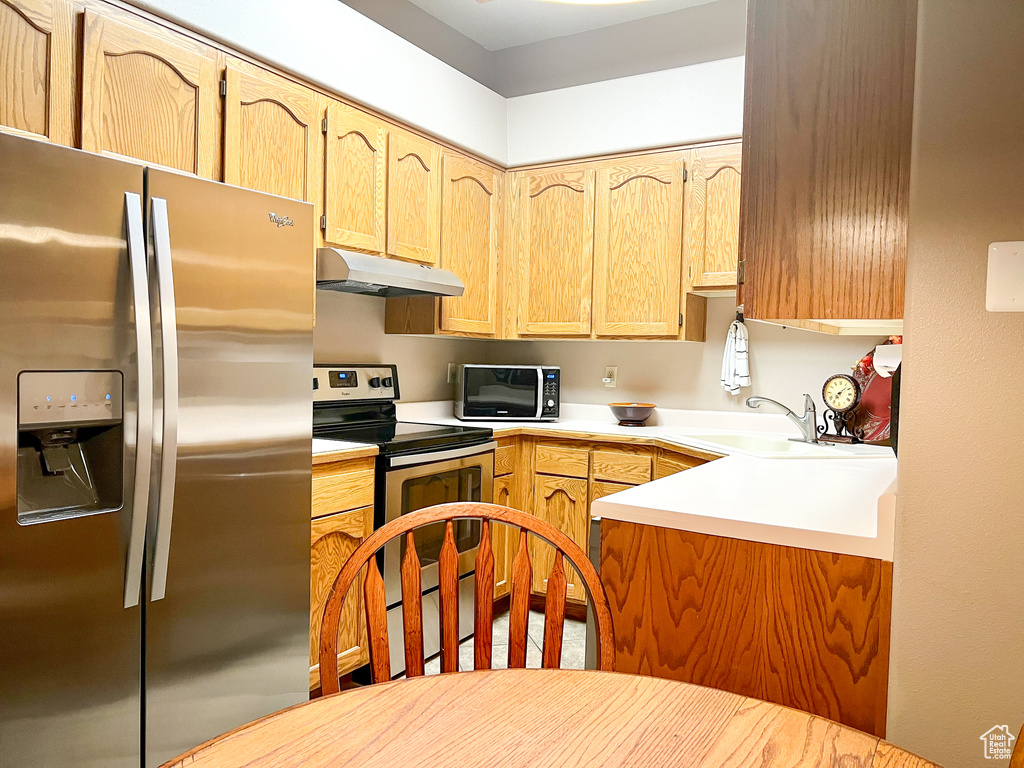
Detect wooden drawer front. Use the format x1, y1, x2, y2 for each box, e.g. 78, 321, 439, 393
494, 443, 516, 477
592, 449, 652, 485
312, 461, 375, 518
535, 443, 589, 479
310, 506, 372, 689
655, 452, 707, 479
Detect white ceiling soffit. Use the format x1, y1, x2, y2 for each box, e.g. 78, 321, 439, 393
407, 0, 720, 51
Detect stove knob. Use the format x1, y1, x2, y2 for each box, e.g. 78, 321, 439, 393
369, 376, 382, 388
382, 376, 394, 388
546, 399, 555, 408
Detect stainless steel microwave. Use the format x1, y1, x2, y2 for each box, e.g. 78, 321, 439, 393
454, 365, 560, 421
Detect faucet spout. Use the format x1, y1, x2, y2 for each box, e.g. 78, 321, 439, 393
744, 394, 819, 443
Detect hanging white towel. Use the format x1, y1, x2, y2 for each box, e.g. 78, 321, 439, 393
721, 320, 752, 395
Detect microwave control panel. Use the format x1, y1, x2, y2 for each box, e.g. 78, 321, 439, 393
541, 368, 560, 418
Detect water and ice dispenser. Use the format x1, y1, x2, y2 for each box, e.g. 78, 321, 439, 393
17, 371, 124, 524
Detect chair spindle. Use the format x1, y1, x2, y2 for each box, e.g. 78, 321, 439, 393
401, 531, 425, 677
508, 528, 532, 668
474, 520, 494, 670
438, 520, 460, 673
363, 557, 391, 683
541, 553, 567, 668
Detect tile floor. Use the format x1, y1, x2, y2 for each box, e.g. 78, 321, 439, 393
422, 609, 587, 674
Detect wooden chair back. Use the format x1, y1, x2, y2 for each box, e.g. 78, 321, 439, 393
319, 502, 615, 694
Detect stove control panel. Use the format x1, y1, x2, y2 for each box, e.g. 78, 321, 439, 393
313, 364, 399, 402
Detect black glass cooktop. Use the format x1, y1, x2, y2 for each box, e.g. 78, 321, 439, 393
315, 420, 493, 457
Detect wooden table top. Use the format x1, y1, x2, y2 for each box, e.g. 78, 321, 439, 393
164, 669, 938, 768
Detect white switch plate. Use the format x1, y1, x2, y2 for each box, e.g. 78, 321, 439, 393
604, 366, 617, 388
987, 241, 1024, 311
447, 363, 458, 384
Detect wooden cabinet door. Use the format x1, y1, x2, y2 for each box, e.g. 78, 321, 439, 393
323, 101, 388, 253
0, 0, 73, 144
223, 59, 318, 201
740, 0, 914, 321
81, 10, 218, 178
310, 506, 372, 690
439, 151, 500, 335
593, 154, 685, 336
529, 474, 589, 602
514, 167, 595, 336
685, 143, 742, 290
386, 129, 442, 264
493, 473, 515, 600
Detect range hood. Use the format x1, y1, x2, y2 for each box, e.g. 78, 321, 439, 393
316, 248, 464, 298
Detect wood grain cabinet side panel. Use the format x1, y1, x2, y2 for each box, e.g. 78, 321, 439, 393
655, 451, 709, 479
514, 167, 596, 337
492, 473, 516, 599
599, 519, 893, 737
529, 473, 589, 602
593, 154, 684, 337
323, 101, 388, 253
685, 143, 742, 290
310, 506, 372, 689
740, 0, 916, 320
0, 0, 74, 145
223, 59, 319, 201
494, 443, 516, 477
439, 151, 500, 335
81, 10, 218, 178
764, 547, 892, 737
386, 128, 442, 265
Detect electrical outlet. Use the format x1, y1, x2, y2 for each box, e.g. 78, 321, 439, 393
603, 366, 618, 388
447, 363, 458, 384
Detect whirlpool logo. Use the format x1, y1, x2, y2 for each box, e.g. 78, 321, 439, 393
268, 212, 294, 228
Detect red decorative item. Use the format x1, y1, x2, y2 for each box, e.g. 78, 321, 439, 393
849, 336, 901, 442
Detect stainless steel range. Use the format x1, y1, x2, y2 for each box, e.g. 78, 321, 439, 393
313, 365, 494, 675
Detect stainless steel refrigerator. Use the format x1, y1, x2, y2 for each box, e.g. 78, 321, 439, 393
0, 134, 313, 767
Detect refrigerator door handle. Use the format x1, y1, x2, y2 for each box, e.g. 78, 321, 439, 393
149, 197, 179, 602
124, 192, 154, 609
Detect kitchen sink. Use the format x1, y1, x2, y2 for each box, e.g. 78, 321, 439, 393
666, 431, 894, 459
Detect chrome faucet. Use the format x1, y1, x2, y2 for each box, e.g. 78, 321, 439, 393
745, 394, 819, 443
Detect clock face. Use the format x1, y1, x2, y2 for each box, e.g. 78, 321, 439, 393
822, 374, 860, 413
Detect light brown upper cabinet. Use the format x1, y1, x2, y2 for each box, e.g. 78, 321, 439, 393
685, 142, 742, 291
439, 151, 500, 335
81, 10, 218, 178
593, 153, 685, 337
740, 0, 915, 322
386, 128, 442, 265
323, 101, 388, 254
223, 59, 319, 201
0, 0, 74, 145
513, 167, 596, 337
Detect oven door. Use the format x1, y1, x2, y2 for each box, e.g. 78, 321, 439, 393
383, 442, 495, 607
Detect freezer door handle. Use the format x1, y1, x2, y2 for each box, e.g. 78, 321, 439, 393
124, 192, 154, 609
149, 197, 179, 602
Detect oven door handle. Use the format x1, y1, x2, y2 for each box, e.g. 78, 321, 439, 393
389, 441, 497, 468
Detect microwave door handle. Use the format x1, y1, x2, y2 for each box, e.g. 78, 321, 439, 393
535, 367, 544, 419
148, 197, 179, 602
123, 192, 154, 609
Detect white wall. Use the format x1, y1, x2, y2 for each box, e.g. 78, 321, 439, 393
505, 57, 745, 166
132, 0, 509, 163
482, 300, 881, 414
887, 1, 1024, 764
314, 295, 880, 418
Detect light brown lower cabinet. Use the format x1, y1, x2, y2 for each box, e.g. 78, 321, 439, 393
492, 473, 514, 600
529, 473, 590, 602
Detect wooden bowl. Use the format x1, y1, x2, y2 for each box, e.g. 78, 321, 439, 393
609, 403, 656, 427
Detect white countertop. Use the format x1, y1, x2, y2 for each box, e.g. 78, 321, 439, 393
312, 437, 376, 455
397, 401, 898, 561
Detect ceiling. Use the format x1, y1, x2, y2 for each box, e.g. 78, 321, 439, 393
339, 0, 746, 97
404, 0, 720, 51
